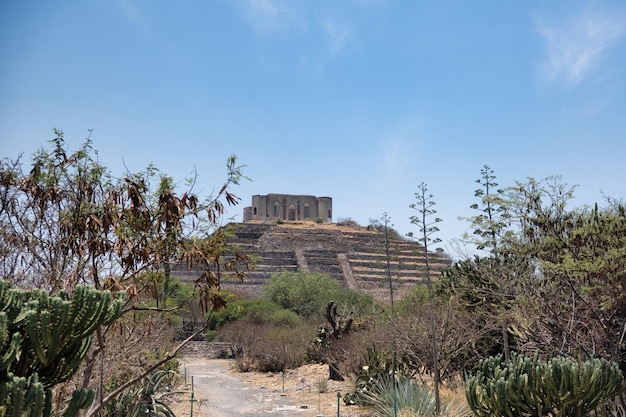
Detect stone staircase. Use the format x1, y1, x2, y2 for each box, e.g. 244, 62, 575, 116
173, 222, 451, 301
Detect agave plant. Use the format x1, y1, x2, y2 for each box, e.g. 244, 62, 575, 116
105, 369, 185, 417
360, 374, 469, 417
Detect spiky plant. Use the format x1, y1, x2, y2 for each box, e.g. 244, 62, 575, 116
104, 369, 183, 417
360, 374, 471, 417
361, 375, 436, 417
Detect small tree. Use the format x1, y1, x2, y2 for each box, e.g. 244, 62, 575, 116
0, 130, 251, 414
408, 182, 442, 414
261, 271, 341, 318
506, 177, 626, 380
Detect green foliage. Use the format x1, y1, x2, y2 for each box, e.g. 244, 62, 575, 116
394, 285, 429, 315
330, 289, 377, 318
439, 257, 502, 311
213, 297, 302, 326
159, 276, 195, 308
314, 216, 324, 224
206, 292, 247, 330
0, 280, 124, 416
504, 177, 626, 376
465, 165, 513, 253
239, 298, 285, 324
262, 272, 341, 318
466, 353, 624, 417
266, 308, 303, 327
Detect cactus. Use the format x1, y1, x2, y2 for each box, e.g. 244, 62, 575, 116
0, 280, 124, 416
466, 352, 624, 417
0, 372, 46, 417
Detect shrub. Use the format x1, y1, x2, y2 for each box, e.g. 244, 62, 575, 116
267, 308, 303, 327
208, 296, 285, 329
392, 285, 491, 378
262, 271, 341, 318
367, 218, 406, 241
314, 217, 324, 224
207, 292, 246, 330
220, 320, 313, 372
336, 217, 360, 227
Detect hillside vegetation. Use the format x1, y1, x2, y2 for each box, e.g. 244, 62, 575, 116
1, 137, 624, 416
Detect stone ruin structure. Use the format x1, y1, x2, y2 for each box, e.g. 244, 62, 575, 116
243, 193, 332, 223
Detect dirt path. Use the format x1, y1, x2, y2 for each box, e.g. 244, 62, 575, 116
180, 358, 317, 416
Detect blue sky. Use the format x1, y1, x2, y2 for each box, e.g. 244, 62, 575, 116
1, 0, 625, 255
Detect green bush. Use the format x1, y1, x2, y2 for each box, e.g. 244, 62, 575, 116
262, 271, 341, 318
209, 295, 303, 331
267, 309, 303, 327
204, 329, 218, 342
207, 293, 247, 330
262, 271, 378, 320
331, 289, 378, 318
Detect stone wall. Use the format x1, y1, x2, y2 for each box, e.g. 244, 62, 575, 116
172, 222, 452, 303
243, 194, 332, 223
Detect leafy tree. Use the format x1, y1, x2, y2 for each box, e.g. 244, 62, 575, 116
262, 271, 341, 318
506, 177, 626, 375
0, 130, 250, 415
408, 182, 443, 413
262, 271, 375, 320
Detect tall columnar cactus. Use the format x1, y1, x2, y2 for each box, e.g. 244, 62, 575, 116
0, 280, 124, 416
466, 352, 624, 417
